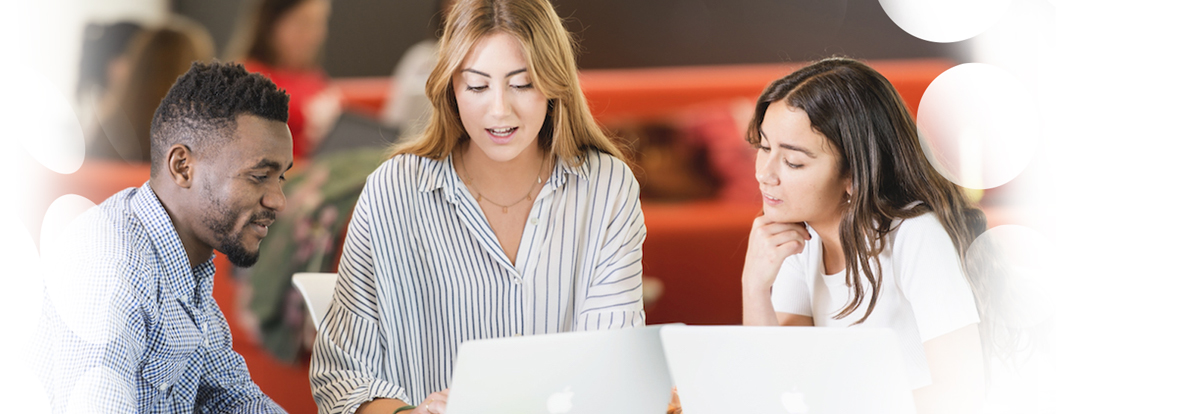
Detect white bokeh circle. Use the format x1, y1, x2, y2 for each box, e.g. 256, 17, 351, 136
0, 212, 44, 354
0, 67, 85, 174
40, 195, 120, 346
67, 366, 136, 413
917, 63, 1039, 190
879, 0, 1011, 43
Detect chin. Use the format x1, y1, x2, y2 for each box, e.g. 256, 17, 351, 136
761, 206, 800, 223
471, 135, 539, 162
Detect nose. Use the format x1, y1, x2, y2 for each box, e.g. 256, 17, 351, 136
262, 180, 286, 212
488, 85, 512, 117
755, 158, 778, 186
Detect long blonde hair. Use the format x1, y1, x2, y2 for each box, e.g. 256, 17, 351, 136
388, 0, 625, 164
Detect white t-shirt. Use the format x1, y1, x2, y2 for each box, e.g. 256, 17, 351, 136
771, 212, 979, 388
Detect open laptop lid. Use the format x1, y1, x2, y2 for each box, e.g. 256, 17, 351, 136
446, 325, 675, 414
659, 325, 915, 414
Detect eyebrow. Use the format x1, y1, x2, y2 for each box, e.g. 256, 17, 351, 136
248, 159, 294, 172
461, 68, 528, 78
761, 131, 817, 158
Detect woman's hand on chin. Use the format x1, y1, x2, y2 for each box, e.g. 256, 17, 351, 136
742, 215, 810, 291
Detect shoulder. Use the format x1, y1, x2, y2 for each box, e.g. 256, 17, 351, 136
365, 154, 442, 190
47, 192, 156, 310
574, 149, 637, 188
892, 212, 953, 243
888, 211, 960, 266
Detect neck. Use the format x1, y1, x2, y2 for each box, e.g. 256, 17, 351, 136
149, 179, 212, 269
460, 143, 546, 187
810, 218, 846, 276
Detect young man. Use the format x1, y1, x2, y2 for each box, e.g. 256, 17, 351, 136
35, 61, 294, 412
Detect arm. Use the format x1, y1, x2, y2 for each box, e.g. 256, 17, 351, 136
310, 184, 409, 414
194, 301, 284, 413
37, 276, 144, 412
741, 216, 810, 326
577, 157, 647, 330
913, 324, 985, 414
355, 389, 448, 414
893, 216, 984, 411
36, 229, 145, 412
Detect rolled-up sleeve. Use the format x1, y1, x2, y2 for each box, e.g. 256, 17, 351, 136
310, 185, 410, 414
576, 157, 646, 330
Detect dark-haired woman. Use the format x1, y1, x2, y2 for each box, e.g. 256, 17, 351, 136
741, 57, 985, 414
231, 0, 340, 159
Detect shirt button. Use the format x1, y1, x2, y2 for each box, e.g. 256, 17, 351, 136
512, 277, 521, 285
159, 383, 169, 392
530, 217, 539, 225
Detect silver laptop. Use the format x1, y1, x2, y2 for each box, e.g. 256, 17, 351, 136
659, 325, 915, 414
446, 325, 675, 414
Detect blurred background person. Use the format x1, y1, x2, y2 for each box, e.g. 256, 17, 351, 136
86, 16, 215, 163
75, 20, 143, 128
228, 0, 341, 160
380, 0, 456, 139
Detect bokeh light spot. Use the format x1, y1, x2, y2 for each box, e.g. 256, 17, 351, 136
917, 63, 1039, 190
40, 195, 119, 346
879, 0, 1011, 43
0, 67, 85, 174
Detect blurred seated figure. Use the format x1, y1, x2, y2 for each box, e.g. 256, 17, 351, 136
229, 0, 341, 160
381, 0, 456, 139
86, 17, 215, 162
380, 39, 437, 139
76, 21, 142, 127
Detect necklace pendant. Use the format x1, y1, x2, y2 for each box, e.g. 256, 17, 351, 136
526, 193, 533, 201
474, 193, 481, 202
501, 206, 508, 214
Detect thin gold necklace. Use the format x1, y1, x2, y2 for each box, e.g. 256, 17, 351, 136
460, 151, 547, 213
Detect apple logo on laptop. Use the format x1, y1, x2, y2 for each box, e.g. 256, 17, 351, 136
547, 386, 574, 414
780, 386, 809, 414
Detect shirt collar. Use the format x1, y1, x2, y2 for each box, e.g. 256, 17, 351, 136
420, 151, 589, 203
130, 182, 216, 302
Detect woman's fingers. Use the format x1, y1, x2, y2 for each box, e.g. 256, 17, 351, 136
766, 230, 807, 255
420, 389, 451, 414
759, 222, 811, 240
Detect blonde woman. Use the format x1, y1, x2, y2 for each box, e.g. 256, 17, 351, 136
309, 0, 646, 413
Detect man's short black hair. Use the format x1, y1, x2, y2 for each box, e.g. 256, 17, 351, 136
149, 61, 289, 177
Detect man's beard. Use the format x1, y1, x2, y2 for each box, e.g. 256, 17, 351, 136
201, 195, 275, 268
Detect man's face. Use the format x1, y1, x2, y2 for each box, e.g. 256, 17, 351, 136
194, 114, 293, 267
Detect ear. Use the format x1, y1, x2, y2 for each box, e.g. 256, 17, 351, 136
843, 176, 853, 200
165, 144, 195, 189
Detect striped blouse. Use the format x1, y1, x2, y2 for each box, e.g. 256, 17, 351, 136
310, 149, 647, 413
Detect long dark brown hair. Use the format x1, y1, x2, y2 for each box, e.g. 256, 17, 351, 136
747, 57, 987, 324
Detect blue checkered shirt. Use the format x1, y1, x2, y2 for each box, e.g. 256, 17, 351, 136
34, 182, 284, 413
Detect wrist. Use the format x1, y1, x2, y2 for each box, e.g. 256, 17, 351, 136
742, 277, 773, 297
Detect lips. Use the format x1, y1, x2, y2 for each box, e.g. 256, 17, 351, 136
248, 213, 275, 239
762, 191, 782, 206
486, 126, 517, 144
